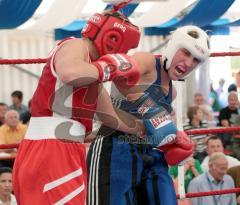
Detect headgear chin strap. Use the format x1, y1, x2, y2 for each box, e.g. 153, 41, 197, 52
162, 25, 210, 79
81, 12, 140, 56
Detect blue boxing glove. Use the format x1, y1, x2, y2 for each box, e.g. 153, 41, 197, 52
133, 93, 177, 147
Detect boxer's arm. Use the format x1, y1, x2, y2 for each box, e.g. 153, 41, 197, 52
55, 38, 100, 87
96, 86, 145, 136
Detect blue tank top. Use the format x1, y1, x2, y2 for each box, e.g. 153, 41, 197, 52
112, 58, 173, 118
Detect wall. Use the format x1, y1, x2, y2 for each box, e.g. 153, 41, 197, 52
0, 30, 55, 105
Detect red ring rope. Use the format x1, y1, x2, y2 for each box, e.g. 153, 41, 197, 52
0, 51, 240, 65
185, 127, 240, 135
177, 187, 240, 199
0, 58, 48, 64
0, 143, 19, 149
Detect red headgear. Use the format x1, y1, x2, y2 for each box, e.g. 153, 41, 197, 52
81, 12, 140, 56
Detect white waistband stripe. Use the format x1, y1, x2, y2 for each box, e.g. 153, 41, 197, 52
25, 117, 86, 142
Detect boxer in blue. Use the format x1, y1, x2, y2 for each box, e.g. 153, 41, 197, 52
87, 25, 210, 205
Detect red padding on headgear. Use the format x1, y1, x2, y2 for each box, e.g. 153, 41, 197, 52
82, 13, 140, 56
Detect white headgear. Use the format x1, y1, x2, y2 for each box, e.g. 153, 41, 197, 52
162, 25, 210, 71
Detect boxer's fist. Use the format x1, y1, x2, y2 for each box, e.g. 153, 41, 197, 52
159, 131, 194, 165
93, 53, 140, 88
132, 92, 177, 147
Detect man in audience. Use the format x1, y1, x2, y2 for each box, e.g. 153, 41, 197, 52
201, 136, 240, 172
188, 152, 236, 205
193, 92, 214, 121
9, 90, 28, 116
0, 110, 27, 154
218, 91, 239, 127
227, 165, 240, 205
20, 99, 31, 124
231, 115, 240, 160
0, 103, 8, 126
0, 167, 17, 205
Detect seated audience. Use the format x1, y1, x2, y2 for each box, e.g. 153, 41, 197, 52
20, 100, 31, 124
188, 152, 236, 205
0, 103, 8, 127
230, 115, 240, 160
169, 156, 203, 191
218, 91, 240, 147
9, 90, 28, 116
218, 91, 239, 127
0, 167, 17, 205
227, 165, 240, 205
184, 106, 208, 162
201, 136, 240, 172
0, 110, 27, 154
209, 83, 221, 113
193, 92, 214, 121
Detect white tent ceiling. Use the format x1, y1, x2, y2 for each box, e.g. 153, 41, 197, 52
17, 0, 240, 30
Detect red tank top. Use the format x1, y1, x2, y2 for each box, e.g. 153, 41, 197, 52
31, 38, 98, 133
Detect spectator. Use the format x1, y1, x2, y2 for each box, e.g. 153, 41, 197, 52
194, 92, 214, 121
0, 167, 17, 205
222, 83, 238, 111
209, 83, 221, 113
228, 84, 237, 93
169, 156, 203, 191
230, 115, 240, 160
0, 110, 27, 153
9, 91, 28, 116
227, 165, 240, 205
183, 106, 208, 162
216, 78, 225, 97
188, 152, 236, 205
218, 91, 239, 127
19, 100, 31, 125
0, 103, 8, 126
201, 136, 240, 172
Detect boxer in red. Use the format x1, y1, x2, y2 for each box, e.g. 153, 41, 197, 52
13, 10, 143, 205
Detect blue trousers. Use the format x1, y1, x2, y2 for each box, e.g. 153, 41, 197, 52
87, 128, 177, 205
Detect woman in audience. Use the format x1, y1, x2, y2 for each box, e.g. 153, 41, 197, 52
169, 156, 203, 191
184, 106, 208, 162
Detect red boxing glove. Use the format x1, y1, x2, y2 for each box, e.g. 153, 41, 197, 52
159, 131, 194, 166
93, 53, 140, 88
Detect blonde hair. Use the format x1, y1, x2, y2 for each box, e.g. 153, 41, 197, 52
208, 152, 226, 166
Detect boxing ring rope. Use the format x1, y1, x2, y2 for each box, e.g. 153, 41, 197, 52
1, 51, 240, 200
0, 51, 240, 65
185, 127, 240, 135
0, 143, 19, 149
176, 187, 240, 199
